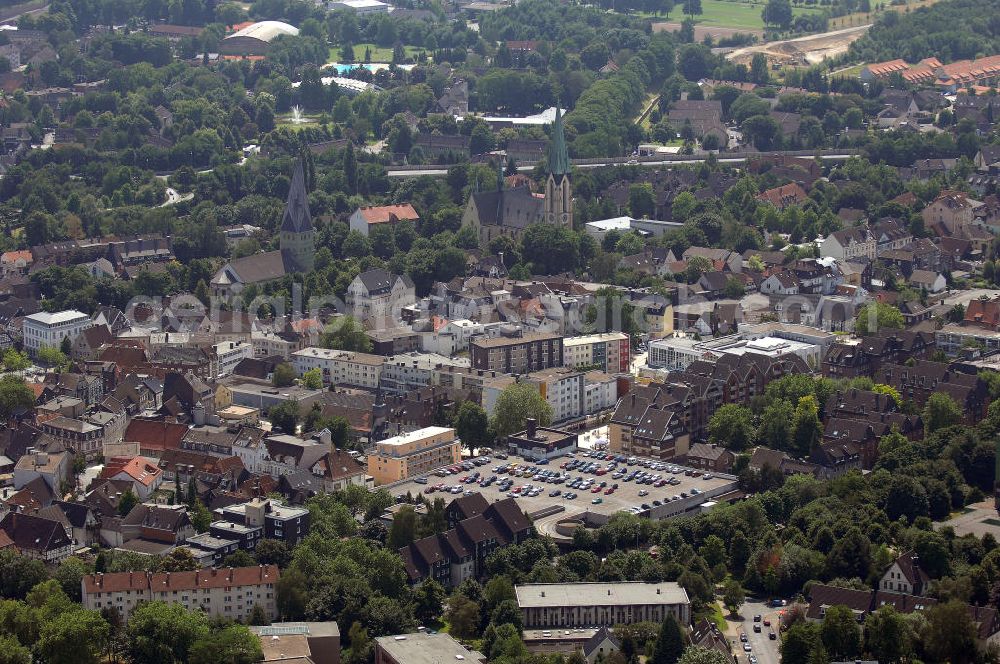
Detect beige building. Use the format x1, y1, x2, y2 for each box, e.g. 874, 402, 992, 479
81, 565, 279, 622
515, 582, 690, 628
291, 347, 384, 389
367, 426, 461, 485
375, 633, 484, 664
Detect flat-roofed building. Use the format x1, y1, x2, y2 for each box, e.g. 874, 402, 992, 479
253, 622, 341, 664
81, 565, 279, 622
506, 419, 577, 459
515, 582, 690, 628
291, 347, 385, 389
375, 633, 484, 664
367, 426, 461, 485
563, 332, 631, 373
470, 332, 563, 374
23, 309, 91, 356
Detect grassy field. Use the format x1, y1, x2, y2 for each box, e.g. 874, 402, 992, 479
827, 0, 940, 30
328, 43, 423, 63
655, 0, 825, 31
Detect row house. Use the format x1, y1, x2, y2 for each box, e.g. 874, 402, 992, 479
399, 497, 530, 588
879, 360, 989, 423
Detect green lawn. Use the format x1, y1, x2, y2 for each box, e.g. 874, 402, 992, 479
651, 0, 825, 32
328, 43, 423, 63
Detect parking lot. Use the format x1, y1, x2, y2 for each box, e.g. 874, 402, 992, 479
389, 449, 738, 525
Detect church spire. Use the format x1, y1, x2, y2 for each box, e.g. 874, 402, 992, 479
548, 104, 569, 177
280, 157, 312, 234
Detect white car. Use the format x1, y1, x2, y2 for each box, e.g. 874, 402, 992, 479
638, 489, 649, 497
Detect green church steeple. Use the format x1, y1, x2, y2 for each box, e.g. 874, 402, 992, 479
548, 104, 569, 177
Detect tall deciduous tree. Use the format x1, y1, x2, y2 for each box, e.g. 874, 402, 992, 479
490, 383, 553, 440
819, 605, 861, 661
650, 613, 685, 664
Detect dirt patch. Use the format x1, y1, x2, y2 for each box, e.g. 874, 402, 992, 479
652, 21, 763, 40
726, 23, 870, 68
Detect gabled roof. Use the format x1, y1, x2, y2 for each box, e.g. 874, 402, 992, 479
355, 204, 420, 224
0, 511, 71, 553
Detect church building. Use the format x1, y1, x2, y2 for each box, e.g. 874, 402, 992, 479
211, 158, 316, 299
463, 106, 573, 246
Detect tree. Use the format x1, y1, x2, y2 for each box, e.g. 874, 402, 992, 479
0, 375, 36, 420
819, 605, 860, 661
707, 404, 755, 451
628, 183, 656, 218
923, 392, 962, 433
301, 368, 323, 390
117, 487, 139, 516
855, 301, 904, 334
722, 579, 745, 616
781, 622, 820, 664
490, 599, 523, 633
388, 505, 417, 549
682, 0, 702, 17
269, 400, 299, 434
37, 609, 110, 664
924, 600, 978, 664
413, 578, 445, 624
254, 539, 292, 568
343, 142, 358, 195
276, 567, 308, 620
762, 0, 793, 29
741, 115, 781, 150
273, 363, 297, 387
791, 395, 822, 457
454, 401, 490, 452
54, 557, 90, 601
491, 383, 553, 440
650, 613, 685, 664
37, 346, 68, 370
321, 316, 373, 353
724, 276, 745, 299
446, 595, 480, 639
189, 624, 264, 664
863, 606, 912, 663
0, 635, 30, 664
190, 500, 212, 533
125, 602, 210, 664
676, 648, 732, 664
2, 349, 30, 372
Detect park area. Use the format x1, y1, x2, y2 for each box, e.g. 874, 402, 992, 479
650, 0, 824, 33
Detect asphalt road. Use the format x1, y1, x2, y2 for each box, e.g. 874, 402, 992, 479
386, 153, 857, 178
729, 600, 783, 664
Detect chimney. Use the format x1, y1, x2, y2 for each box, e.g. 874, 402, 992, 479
526, 418, 537, 439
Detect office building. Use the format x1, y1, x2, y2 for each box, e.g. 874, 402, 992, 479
23, 309, 91, 356
367, 426, 461, 485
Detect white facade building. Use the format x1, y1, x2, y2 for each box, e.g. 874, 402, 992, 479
23, 310, 91, 356
291, 347, 384, 389
214, 341, 253, 378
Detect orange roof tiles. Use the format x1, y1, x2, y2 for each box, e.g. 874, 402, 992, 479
356, 204, 420, 224
100, 456, 162, 487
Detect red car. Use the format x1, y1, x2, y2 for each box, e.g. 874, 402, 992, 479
424, 487, 435, 494
591, 486, 602, 493
604, 488, 615, 495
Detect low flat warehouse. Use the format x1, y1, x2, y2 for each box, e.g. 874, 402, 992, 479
515, 582, 690, 628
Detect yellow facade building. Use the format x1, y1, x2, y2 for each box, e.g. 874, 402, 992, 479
367, 426, 461, 485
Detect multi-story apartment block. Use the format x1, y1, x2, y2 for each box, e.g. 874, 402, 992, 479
562, 332, 630, 373
470, 332, 563, 374
291, 347, 384, 389
367, 426, 461, 485
214, 341, 253, 378
81, 565, 279, 622
213, 498, 310, 547
515, 582, 691, 628
23, 309, 91, 356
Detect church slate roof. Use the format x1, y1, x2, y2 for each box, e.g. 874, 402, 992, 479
281, 158, 312, 234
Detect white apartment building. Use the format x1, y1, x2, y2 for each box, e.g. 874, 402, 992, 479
563, 332, 630, 373
214, 341, 253, 378
23, 310, 91, 356
291, 347, 384, 389
380, 352, 470, 394
81, 565, 279, 622
583, 371, 618, 416
516, 582, 691, 629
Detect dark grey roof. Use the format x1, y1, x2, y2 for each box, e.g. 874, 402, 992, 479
470, 187, 543, 228
281, 158, 312, 234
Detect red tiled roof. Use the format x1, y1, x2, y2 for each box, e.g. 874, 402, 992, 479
100, 456, 162, 487
82, 564, 279, 594
356, 204, 420, 224
124, 418, 188, 452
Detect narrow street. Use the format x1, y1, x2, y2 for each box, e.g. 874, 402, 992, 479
722, 599, 783, 664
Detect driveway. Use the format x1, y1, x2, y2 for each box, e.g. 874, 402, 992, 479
725, 599, 783, 664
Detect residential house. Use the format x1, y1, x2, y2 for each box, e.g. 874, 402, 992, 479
348, 204, 420, 237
